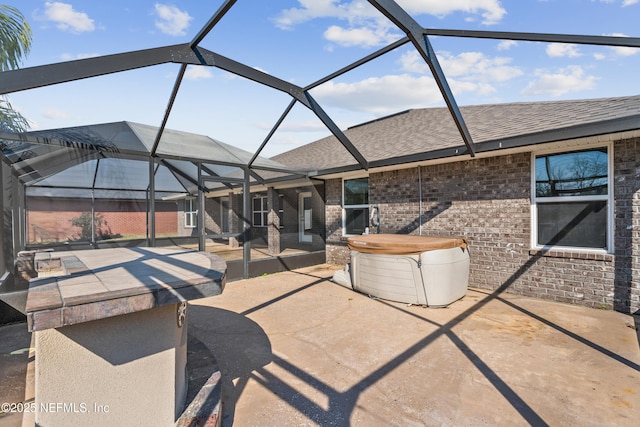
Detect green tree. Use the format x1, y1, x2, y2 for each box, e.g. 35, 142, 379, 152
71, 212, 103, 241
0, 5, 32, 132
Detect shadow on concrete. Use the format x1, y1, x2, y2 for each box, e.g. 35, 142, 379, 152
493, 293, 640, 371
1, 261, 637, 426
187, 305, 272, 427
0, 322, 32, 427
198, 253, 639, 426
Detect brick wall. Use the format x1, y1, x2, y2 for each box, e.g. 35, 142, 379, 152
325, 143, 639, 313
325, 178, 347, 264
27, 198, 177, 243
613, 137, 640, 312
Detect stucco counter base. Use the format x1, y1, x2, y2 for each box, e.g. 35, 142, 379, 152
24, 247, 226, 427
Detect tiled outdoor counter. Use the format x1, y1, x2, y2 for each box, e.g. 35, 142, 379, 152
25, 247, 226, 427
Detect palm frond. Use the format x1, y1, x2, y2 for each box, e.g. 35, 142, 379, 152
0, 5, 32, 72
0, 97, 30, 132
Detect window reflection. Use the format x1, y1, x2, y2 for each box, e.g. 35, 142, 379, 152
535, 148, 607, 197
344, 178, 369, 205
343, 177, 369, 235
534, 147, 609, 250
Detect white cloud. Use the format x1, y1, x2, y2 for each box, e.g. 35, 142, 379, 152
323, 23, 397, 47
274, 0, 506, 48
399, 50, 429, 73
275, 0, 507, 28
497, 40, 517, 51
311, 74, 442, 114
400, 50, 523, 83
310, 70, 510, 115
593, 52, 606, 60
604, 33, 638, 56
184, 66, 212, 80
449, 80, 496, 96
594, 0, 638, 4
43, 2, 95, 33
274, 1, 374, 30
42, 108, 73, 120
154, 3, 192, 36
396, 0, 506, 25
440, 51, 523, 82
546, 43, 581, 58
521, 66, 597, 97
60, 53, 100, 61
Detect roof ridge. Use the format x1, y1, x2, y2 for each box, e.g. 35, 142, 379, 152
457, 94, 640, 109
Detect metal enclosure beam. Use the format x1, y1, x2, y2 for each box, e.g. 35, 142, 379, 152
422, 28, 640, 47
305, 37, 410, 90
0, 44, 194, 94
242, 168, 251, 278
198, 163, 205, 252
200, 165, 235, 190
192, 47, 311, 108
304, 92, 369, 169
151, 64, 187, 157
190, 0, 238, 48
367, 0, 476, 157
249, 99, 297, 167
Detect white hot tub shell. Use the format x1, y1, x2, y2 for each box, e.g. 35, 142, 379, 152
342, 234, 470, 307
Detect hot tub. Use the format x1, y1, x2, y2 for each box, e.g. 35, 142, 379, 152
334, 234, 470, 307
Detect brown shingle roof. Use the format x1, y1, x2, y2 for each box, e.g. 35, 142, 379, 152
272, 95, 640, 173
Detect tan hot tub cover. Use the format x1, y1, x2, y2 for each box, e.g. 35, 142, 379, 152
347, 234, 467, 255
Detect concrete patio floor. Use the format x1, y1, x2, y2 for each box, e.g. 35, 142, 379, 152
1, 264, 639, 426
191, 265, 639, 426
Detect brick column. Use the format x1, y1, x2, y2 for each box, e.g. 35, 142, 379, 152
267, 187, 281, 255
228, 192, 239, 248
614, 137, 640, 313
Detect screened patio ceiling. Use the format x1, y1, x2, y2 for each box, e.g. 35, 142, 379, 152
0, 0, 639, 198
0, 0, 636, 285
0, 0, 640, 206
0, 121, 303, 200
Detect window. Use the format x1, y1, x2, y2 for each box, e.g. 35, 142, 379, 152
278, 195, 284, 227
253, 197, 268, 227
343, 177, 369, 235
533, 147, 611, 251
184, 199, 197, 228
253, 195, 283, 227
220, 197, 229, 233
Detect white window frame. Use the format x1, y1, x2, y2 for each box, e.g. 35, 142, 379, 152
252, 196, 268, 227
184, 198, 197, 228
252, 195, 284, 228
277, 194, 284, 228
530, 143, 613, 253
342, 176, 369, 237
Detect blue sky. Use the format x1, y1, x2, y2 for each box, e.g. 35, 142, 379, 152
6, 0, 640, 157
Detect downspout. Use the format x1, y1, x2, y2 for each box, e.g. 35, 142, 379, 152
148, 157, 156, 247
91, 159, 100, 248
91, 189, 95, 247
418, 166, 422, 236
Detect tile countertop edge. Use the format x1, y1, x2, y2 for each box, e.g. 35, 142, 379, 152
27, 274, 226, 332
25, 249, 227, 332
